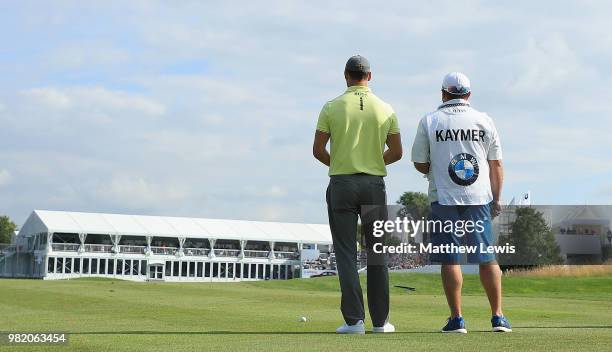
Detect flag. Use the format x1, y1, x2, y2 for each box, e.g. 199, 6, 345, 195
518, 191, 531, 206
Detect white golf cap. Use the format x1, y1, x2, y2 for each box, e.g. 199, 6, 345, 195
442, 72, 471, 95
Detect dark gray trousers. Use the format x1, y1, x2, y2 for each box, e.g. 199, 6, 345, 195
326, 174, 389, 327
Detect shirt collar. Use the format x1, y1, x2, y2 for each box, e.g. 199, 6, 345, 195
345, 85, 371, 93
438, 98, 470, 109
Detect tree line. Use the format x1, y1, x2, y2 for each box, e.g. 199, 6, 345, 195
0, 215, 17, 244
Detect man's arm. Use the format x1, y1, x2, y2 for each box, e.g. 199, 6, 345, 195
312, 130, 331, 166
411, 117, 430, 174
413, 162, 430, 174
383, 133, 403, 165
489, 159, 504, 217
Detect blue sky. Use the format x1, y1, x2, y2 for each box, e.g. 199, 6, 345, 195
1, 1, 611, 226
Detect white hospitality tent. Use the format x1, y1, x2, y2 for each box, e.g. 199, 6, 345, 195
2, 210, 334, 281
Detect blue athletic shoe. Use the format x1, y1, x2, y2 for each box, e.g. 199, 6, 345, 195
491, 315, 512, 332
441, 316, 467, 333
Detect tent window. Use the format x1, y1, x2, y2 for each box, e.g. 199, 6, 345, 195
91, 258, 98, 274
189, 262, 196, 277
181, 262, 188, 277
79, 258, 86, 274
65, 258, 72, 274
172, 261, 179, 277
236, 263, 242, 278
100, 259, 106, 274
116, 260, 123, 275
165, 261, 172, 276
107, 259, 114, 275
196, 262, 203, 277
47, 257, 55, 273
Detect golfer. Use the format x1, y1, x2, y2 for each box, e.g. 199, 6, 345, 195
313, 55, 402, 334
411, 72, 512, 333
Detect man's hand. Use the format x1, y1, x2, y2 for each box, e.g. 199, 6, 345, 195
312, 130, 331, 166
413, 162, 430, 174
491, 200, 502, 218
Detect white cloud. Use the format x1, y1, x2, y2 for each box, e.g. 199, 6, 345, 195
21, 88, 71, 109
93, 175, 189, 210
1, 86, 166, 131
46, 42, 131, 70
507, 34, 596, 96
15, 86, 165, 120
0, 169, 11, 187
243, 185, 288, 199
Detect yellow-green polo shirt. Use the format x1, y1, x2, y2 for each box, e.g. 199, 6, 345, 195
316, 85, 400, 176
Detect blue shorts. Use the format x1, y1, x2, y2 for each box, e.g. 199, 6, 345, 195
429, 201, 495, 264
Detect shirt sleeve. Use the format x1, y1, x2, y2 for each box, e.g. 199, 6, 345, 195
487, 118, 503, 160
411, 117, 430, 163
388, 113, 400, 135
316, 103, 330, 133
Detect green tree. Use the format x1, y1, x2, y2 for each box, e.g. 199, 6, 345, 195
395, 192, 430, 243
0, 215, 17, 244
500, 207, 563, 266
396, 192, 430, 220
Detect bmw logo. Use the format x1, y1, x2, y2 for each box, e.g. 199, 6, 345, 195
448, 153, 479, 186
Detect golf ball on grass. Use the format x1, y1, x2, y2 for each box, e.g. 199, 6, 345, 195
299, 316, 307, 322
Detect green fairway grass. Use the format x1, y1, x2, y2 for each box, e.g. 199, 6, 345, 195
1, 273, 610, 351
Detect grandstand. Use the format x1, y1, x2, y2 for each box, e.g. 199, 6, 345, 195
0, 210, 332, 282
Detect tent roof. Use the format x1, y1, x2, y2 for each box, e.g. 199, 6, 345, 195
559, 206, 610, 226
18, 210, 332, 244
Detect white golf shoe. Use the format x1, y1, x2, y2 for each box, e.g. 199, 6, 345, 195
336, 320, 365, 334
373, 322, 395, 333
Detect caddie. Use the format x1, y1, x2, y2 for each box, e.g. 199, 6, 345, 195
411, 72, 512, 333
